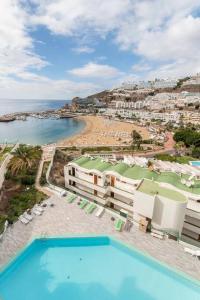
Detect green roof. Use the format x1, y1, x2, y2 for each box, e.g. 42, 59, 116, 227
138, 179, 187, 202
106, 163, 129, 175
72, 157, 111, 172
72, 156, 200, 195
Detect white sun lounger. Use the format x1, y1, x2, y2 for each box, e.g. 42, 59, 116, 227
32, 209, 42, 216
36, 206, 44, 212
23, 212, 33, 221
95, 207, 105, 217
184, 247, 200, 257
19, 216, 29, 224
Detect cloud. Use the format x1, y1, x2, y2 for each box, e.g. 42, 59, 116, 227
0, 75, 99, 99
68, 62, 123, 78
72, 46, 95, 54
0, 0, 48, 78
1, 0, 200, 100
31, 0, 131, 36
30, 0, 200, 79
132, 62, 152, 73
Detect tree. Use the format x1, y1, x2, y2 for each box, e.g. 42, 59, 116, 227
147, 160, 154, 171
131, 130, 142, 149
192, 147, 200, 158
8, 145, 41, 176
174, 141, 185, 156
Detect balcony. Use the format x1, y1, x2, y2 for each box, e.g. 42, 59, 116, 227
183, 222, 200, 235
108, 186, 135, 201
66, 184, 107, 205
67, 175, 106, 194
106, 197, 133, 212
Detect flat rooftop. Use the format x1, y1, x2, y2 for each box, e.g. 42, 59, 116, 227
138, 179, 187, 202
72, 156, 200, 195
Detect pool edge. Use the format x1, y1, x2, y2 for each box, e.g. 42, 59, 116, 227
0, 234, 200, 288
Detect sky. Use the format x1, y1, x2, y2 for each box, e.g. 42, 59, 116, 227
1, 0, 200, 100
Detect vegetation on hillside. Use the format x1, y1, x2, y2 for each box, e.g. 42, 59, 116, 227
173, 128, 200, 158
155, 154, 195, 164
0, 145, 46, 233
131, 130, 142, 149
40, 161, 50, 186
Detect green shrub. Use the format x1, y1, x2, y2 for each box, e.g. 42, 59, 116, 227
192, 147, 200, 158
7, 188, 46, 223
21, 175, 35, 185
0, 215, 7, 234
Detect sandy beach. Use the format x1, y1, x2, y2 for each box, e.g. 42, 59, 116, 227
57, 115, 150, 147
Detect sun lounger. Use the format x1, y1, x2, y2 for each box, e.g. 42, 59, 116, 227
19, 216, 29, 224
23, 212, 33, 221
79, 199, 89, 209
115, 219, 124, 231
86, 203, 97, 214
67, 194, 76, 203
184, 247, 200, 257
32, 208, 42, 216
95, 207, 105, 217
35, 206, 44, 212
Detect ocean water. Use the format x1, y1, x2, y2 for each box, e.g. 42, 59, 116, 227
0, 99, 68, 116
0, 237, 199, 300
0, 99, 84, 145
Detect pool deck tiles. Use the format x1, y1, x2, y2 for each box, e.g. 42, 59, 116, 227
0, 195, 200, 281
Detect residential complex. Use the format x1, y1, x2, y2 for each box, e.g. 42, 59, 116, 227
121, 78, 178, 90
65, 155, 200, 244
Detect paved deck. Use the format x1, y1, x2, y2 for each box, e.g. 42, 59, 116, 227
0, 195, 200, 281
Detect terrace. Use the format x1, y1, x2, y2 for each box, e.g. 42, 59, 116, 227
138, 179, 187, 202
0, 195, 199, 281
72, 156, 200, 195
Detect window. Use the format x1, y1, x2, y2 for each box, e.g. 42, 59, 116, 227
72, 167, 75, 177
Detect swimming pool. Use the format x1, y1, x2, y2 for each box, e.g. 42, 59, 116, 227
190, 161, 200, 167
0, 236, 200, 300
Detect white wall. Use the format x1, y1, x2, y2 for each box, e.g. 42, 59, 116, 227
134, 191, 155, 219
152, 195, 186, 235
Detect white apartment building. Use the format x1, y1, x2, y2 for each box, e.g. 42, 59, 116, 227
182, 74, 200, 85
121, 79, 177, 90
64, 156, 192, 237
110, 100, 144, 110
103, 108, 181, 123
152, 79, 178, 89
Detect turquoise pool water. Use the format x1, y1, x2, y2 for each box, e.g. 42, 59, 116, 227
190, 161, 200, 167
0, 237, 200, 300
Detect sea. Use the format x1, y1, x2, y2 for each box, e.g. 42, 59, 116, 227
0, 99, 85, 145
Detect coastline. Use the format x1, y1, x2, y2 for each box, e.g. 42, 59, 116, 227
57, 115, 150, 147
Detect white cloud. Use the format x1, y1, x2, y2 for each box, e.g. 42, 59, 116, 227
68, 62, 123, 78
1, 0, 200, 99
132, 62, 152, 73
0, 0, 48, 77
30, 0, 200, 79
0, 75, 99, 99
31, 0, 131, 36
72, 46, 95, 54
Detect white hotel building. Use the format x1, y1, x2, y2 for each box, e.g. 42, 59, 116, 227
63, 156, 200, 240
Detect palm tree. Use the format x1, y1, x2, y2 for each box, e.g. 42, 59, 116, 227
147, 160, 154, 171
8, 145, 41, 175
